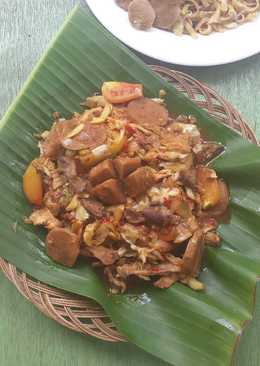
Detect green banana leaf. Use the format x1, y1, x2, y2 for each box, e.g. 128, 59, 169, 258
0, 5, 260, 366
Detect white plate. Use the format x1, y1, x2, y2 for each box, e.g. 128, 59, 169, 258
86, 0, 260, 66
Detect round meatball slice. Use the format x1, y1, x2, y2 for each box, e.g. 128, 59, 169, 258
150, 0, 181, 31
128, 0, 156, 30
61, 123, 107, 151
127, 97, 169, 127
115, 0, 132, 11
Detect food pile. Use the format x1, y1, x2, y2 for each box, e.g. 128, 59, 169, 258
23, 81, 229, 293
116, 0, 260, 37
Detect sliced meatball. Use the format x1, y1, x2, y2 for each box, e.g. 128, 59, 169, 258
150, 0, 181, 31
124, 166, 156, 197
89, 159, 116, 186
92, 179, 126, 205
128, 0, 156, 30
115, 0, 132, 11
46, 228, 80, 267
61, 123, 107, 151
182, 230, 204, 277
127, 98, 168, 127
114, 157, 141, 179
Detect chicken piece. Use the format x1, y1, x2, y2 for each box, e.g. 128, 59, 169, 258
154, 273, 179, 289
143, 151, 158, 167
182, 230, 204, 277
82, 198, 105, 218
199, 217, 218, 233
194, 142, 224, 165
46, 228, 80, 267
114, 157, 141, 179
128, 0, 156, 30
124, 167, 156, 198
92, 179, 126, 205
170, 195, 192, 219
89, 159, 116, 186
127, 98, 168, 127
41, 123, 62, 158
124, 208, 145, 224
174, 223, 192, 243
87, 246, 119, 266
104, 267, 127, 293
159, 226, 177, 242
117, 259, 183, 278
151, 239, 173, 253
143, 206, 173, 226
150, 0, 181, 30
70, 177, 89, 194
43, 191, 61, 216
26, 208, 61, 230
120, 223, 140, 244
115, 0, 132, 11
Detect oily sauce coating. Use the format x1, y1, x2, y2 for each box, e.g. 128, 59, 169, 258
24, 82, 229, 294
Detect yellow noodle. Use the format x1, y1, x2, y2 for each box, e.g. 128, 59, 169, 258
176, 0, 260, 36
195, 18, 213, 34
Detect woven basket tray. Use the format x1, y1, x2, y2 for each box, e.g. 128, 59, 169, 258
0, 66, 257, 342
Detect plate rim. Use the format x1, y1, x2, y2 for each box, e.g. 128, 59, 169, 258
86, 0, 260, 66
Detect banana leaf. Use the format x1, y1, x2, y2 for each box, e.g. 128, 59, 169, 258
0, 5, 260, 366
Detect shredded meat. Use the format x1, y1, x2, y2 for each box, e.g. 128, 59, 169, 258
87, 246, 119, 265
24, 82, 228, 293
117, 259, 183, 278
82, 198, 105, 218
41, 123, 62, 158
143, 206, 173, 226
182, 230, 204, 277
194, 142, 224, 164
26, 208, 61, 230
57, 156, 77, 178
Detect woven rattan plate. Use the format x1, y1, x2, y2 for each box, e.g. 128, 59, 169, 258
0, 66, 257, 342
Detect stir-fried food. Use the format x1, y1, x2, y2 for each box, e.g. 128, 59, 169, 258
116, 0, 260, 37
23, 82, 229, 293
